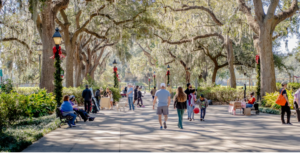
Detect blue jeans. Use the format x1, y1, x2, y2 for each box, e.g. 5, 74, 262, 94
246, 104, 253, 108
187, 105, 194, 119
177, 109, 184, 129
67, 113, 76, 126
201, 108, 206, 119
128, 97, 134, 110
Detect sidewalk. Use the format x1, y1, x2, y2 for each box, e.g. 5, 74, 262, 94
23, 93, 300, 152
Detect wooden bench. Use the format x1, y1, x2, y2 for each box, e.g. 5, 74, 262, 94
58, 109, 74, 128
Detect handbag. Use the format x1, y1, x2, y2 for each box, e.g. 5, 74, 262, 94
275, 90, 287, 106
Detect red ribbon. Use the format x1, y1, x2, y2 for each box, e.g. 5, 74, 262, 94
148, 79, 150, 82
255, 55, 260, 64
153, 75, 156, 78
166, 70, 170, 75
50, 46, 65, 59
113, 67, 118, 72
116, 74, 119, 78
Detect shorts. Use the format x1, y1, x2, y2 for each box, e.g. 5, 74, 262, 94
157, 106, 169, 115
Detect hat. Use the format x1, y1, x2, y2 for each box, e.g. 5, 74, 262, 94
160, 83, 166, 87
70, 95, 75, 100
200, 94, 204, 98
281, 81, 288, 86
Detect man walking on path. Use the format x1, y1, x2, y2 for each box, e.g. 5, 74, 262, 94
151, 87, 157, 99
82, 85, 92, 113
127, 84, 134, 111
153, 83, 171, 129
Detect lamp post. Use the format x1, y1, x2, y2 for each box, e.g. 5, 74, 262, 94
113, 59, 118, 88
166, 65, 170, 85
153, 71, 156, 88
52, 28, 63, 118
38, 50, 42, 86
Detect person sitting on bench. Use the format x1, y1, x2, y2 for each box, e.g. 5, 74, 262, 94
61, 95, 77, 127
69, 95, 89, 122
246, 92, 256, 108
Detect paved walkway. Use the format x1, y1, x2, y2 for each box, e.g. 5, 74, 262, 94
23, 93, 300, 152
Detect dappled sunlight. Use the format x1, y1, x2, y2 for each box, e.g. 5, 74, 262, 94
23, 94, 300, 152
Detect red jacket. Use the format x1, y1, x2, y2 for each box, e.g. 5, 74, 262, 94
248, 96, 256, 104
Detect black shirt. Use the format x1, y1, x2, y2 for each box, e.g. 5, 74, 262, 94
82, 88, 92, 101
174, 96, 187, 109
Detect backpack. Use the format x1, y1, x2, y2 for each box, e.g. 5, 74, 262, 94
276, 89, 287, 106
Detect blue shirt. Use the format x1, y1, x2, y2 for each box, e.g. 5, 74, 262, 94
155, 89, 170, 107
60, 101, 73, 112
127, 87, 134, 97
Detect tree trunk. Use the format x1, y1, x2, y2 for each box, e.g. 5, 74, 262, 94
75, 61, 82, 87
39, 2, 56, 92
212, 67, 218, 84
63, 35, 74, 87
185, 70, 190, 83
258, 25, 276, 96
225, 36, 236, 88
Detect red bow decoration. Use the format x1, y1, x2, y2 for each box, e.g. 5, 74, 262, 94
50, 46, 65, 59
166, 70, 170, 75
255, 55, 260, 64
148, 79, 150, 82
153, 75, 156, 78
113, 67, 118, 72
118, 79, 120, 81
116, 74, 119, 78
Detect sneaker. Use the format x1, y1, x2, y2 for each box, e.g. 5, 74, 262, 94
160, 126, 163, 130
202, 119, 205, 121
282, 122, 286, 125
164, 122, 167, 129
68, 123, 72, 128
200, 118, 203, 121
72, 124, 76, 127
142, 105, 145, 107
287, 123, 293, 125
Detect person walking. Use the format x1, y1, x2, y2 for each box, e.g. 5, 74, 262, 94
151, 87, 157, 99
95, 88, 101, 108
185, 83, 192, 120
127, 84, 134, 111
173, 87, 187, 129
133, 85, 139, 105
187, 89, 197, 121
195, 94, 209, 121
280, 81, 292, 125
153, 83, 171, 129
137, 87, 144, 107
82, 85, 92, 113
294, 88, 300, 122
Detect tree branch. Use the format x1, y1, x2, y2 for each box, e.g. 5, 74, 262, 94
266, 0, 279, 19
155, 33, 224, 45
83, 28, 108, 39
237, 0, 260, 34
253, 0, 265, 22
164, 5, 223, 26
0, 21, 21, 34
52, 0, 70, 15
274, 0, 299, 26
1, 37, 32, 52
136, 42, 157, 66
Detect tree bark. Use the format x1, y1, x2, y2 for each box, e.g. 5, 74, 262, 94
225, 36, 237, 88
39, 2, 56, 92
258, 25, 276, 95
212, 67, 218, 84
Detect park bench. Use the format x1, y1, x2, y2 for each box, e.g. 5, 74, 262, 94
58, 109, 75, 128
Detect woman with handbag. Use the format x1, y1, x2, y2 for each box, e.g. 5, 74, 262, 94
173, 87, 187, 129
279, 81, 292, 125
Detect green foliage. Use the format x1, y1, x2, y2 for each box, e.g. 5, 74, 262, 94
0, 89, 56, 132
0, 79, 14, 93
259, 107, 280, 115
256, 58, 261, 101
62, 87, 85, 105
263, 90, 294, 110
14, 87, 40, 95
276, 82, 300, 91
54, 49, 63, 116
0, 114, 60, 152
197, 86, 255, 103
107, 87, 121, 102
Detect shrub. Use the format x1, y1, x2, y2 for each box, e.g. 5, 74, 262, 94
287, 83, 300, 91
197, 86, 256, 103
0, 79, 13, 93
0, 89, 56, 132
263, 90, 294, 110
259, 107, 280, 115
14, 87, 40, 95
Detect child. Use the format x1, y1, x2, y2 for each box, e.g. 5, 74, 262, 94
137, 88, 144, 107
109, 91, 113, 110
188, 89, 197, 121
195, 94, 209, 121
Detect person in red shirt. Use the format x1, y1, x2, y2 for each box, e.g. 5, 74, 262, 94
246, 92, 256, 108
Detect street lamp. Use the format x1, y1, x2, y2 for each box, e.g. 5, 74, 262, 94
113, 59, 118, 88
52, 27, 63, 118
166, 65, 170, 85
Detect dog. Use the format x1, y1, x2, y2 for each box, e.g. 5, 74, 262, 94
117, 102, 127, 112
